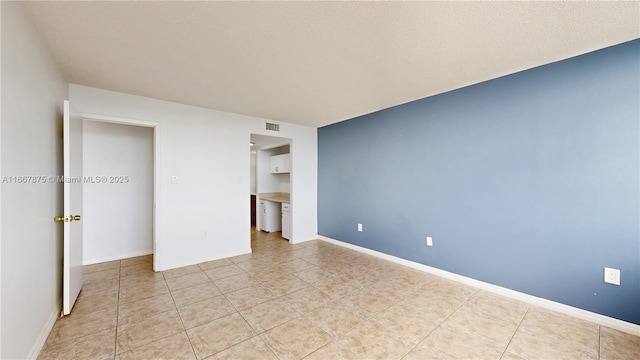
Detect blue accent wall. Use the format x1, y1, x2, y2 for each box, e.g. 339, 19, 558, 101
318, 40, 640, 324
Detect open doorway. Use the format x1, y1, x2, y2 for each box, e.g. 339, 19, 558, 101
83, 120, 153, 264
80, 113, 160, 270
250, 134, 292, 245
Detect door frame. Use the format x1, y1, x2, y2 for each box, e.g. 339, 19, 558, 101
249, 133, 292, 242
79, 112, 161, 271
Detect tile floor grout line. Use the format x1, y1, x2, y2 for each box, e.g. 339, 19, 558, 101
211, 278, 272, 357
499, 305, 531, 359
598, 325, 602, 360
112, 260, 122, 360
225, 265, 301, 360
408, 290, 480, 359
162, 269, 200, 360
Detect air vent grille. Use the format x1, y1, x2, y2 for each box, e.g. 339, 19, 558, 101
266, 123, 280, 131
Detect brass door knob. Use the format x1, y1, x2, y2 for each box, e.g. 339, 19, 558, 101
54, 215, 81, 222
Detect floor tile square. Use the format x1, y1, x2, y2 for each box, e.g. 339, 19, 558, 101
441, 305, 518, 348
224, 283, 277, 310
262, 274, 309, 296
516, 307, 599, 356
303, 301, 370, 337
119, 261, 154, 277
165, 272, 210, 292
464, 290, 529, 324
240, 298, 300, 333
116, 309, 184, 354
83, 260, 120, 274
119, 278, 169, 304
119, 272, 165, 289
283, 287, 333, 314
38, 328, 116, 360
213, 273, 260, 293
419, 325, 504, 360
375, 301, 440, 344
260, 317, 332, 360
117, 331, 196, 360
203, 264, 245, 280
71, 290, 119, 316
121, 255, 152, 267
187, 313, 255, 359
45, 307, 117, 347
506, 326, 598, 360
78, 278, 120, 299
163, 264, 203, 279
118, 292, 176, 325
204, 336, 278, 360
198, 258, 234, 271
600, 326, 640, 360
338, 318, 415, 359
171, 282, 222, 308
341, 288, 397, 315
303, 340, 360, 360
178, 295, 237, 329
84, 268, 120, 284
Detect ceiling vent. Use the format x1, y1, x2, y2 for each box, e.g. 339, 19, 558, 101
266, 122, 280, 131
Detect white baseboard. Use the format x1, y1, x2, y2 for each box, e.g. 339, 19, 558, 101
153, 248, 253, 272
290, 235, 321, 245
28, 297, 61, 359
83, 249, 153, 265
318, 235, 640, 336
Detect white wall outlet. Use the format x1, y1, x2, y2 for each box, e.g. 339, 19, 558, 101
604, 267, 620, 286
202, 231, 208, 240
426, 236, 433, 247
357, 223, 363, 232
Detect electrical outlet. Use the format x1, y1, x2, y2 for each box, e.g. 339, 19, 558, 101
426, 236, 433, 247
357, 223, 363, 232
604, 267, 620, 286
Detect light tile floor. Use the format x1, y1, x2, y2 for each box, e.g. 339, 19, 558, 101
39, 228, 640, 359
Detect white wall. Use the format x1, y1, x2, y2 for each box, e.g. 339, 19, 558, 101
279, 176, 291, 193
1, 2, 68, 358
70, 84, 318, 271
83, 120, 153, 264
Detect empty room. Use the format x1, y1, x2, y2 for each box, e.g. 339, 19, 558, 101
1, 1, 639, 359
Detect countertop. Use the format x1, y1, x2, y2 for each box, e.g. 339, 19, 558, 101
258, 192, 290, 203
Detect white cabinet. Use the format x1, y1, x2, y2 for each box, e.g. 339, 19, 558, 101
281, 203, 290, 240
270, 153, 290, 174
258, 200, 266, 230
259, 199, 281, 232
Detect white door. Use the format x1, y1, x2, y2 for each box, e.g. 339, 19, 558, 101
59, 100, 84, 315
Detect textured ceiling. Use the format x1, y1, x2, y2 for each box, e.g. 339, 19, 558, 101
23, 1, 639, 128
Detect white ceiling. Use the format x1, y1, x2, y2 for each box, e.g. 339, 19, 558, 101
23, 1, 639, 128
